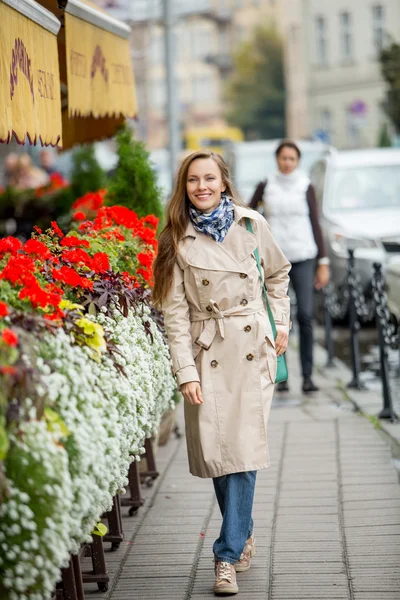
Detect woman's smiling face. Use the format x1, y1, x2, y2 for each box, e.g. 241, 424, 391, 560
186, 158, 226, 213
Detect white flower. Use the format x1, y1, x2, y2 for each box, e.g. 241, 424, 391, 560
1, 305, 176, 599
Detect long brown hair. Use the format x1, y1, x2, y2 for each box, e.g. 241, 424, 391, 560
152, 150, 241, 307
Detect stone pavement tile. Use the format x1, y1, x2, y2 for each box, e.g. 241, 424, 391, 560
270, 589, 348, 599
349, 555, 400, 566
345, 525, 400, 537
278, 496, 338, 507
278, 488, 337, 499
273, 562, 345, 574
351, 575, 400, 591
342, 484, 400, 501
354, 595, 400, 600
274, 541, 342, 551
342, 473, 400, 484
343, 498, 400, 509
277, 505, 339, 515
273, 551, 343, 561
344, 514, 400, 526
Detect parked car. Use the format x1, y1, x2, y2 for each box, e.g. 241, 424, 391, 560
225, 139, 332, 202
311, 148, 400, 298
387, 260, 400, 325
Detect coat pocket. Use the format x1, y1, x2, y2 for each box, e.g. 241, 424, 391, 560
264, 330, 277, 383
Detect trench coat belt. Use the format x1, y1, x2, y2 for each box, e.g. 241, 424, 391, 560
191, 298, 265, 356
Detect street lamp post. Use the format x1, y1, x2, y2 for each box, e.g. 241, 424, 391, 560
163, 0, 180, 187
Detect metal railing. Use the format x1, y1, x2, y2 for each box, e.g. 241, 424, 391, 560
322, 250, 399, 422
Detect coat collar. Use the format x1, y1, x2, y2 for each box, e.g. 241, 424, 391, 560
182, 204, 259, 273
183, 203, 258, 239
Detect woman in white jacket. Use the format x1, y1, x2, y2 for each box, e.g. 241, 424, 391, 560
249, 140, 330, 393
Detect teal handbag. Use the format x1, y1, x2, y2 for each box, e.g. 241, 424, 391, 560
245, 218, 289, 384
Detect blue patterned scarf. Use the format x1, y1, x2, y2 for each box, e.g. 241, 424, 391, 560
188, 194, 235, 243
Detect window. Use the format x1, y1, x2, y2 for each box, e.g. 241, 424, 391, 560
315, 16, 327, 65
340, 12, 352, 60
372, 5, 385, 53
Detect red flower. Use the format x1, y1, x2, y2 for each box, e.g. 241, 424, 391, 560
23, 239, 52, 260
0, 236, 22, 256
0, 365, 17, 376
18, 279, 63, 309
0, 302, 8, 317
2, 328, 18, 347
73, 212, 86, 221
137, 252, 154, 269
142, 214, 159, 229
61, 248, 93, 268
1, 255, 36, 285
61, 236, 90, 248
73, 190, 105, 212
137, 267, 152, 283
52, 266, 93, 290
33, 226, 43, 235
91, 252, 110, 274
51, 221, 64, 238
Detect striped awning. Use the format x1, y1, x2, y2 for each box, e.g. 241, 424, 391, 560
0, 0, 62, 146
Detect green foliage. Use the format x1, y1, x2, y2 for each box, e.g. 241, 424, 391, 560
225, 25, 285, 140
106, 126, 164, 221
71, 145, 108, 199
380, 42, 400, 133
377, 122, 392, 147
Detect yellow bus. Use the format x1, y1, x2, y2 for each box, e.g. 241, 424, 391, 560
184, 126, 244, 157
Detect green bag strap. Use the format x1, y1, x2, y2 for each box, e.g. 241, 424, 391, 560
245, 217, 277, 340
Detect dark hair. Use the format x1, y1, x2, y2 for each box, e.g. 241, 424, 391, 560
275, 140, 301, 159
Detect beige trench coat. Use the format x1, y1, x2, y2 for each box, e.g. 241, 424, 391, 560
162, 205, 291, 478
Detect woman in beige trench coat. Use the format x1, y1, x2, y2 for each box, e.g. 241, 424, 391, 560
153, 151, 290, 596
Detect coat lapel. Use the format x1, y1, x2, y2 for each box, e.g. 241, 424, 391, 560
183, 205, 259, 273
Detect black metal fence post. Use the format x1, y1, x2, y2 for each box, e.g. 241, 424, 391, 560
323, 288, 335, 367
347, 249, 365, 390
372, 263, 399, 422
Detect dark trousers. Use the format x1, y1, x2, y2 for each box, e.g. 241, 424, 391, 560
290, 258, 316, 379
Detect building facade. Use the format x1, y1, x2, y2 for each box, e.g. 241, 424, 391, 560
94, 0, 283, 149
282, 0, 400, 148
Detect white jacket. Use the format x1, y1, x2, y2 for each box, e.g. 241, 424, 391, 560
262, 169, 318, 264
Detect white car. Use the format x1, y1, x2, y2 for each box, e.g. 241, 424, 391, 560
311, 148, 400, 295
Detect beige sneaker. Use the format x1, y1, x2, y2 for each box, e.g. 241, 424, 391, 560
235, 535, 256, 573
214, 561, 239, 595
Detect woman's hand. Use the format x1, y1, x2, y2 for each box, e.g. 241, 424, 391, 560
275, 330, 289, 357
180, 381, 203, 405
314, 264, 330, 290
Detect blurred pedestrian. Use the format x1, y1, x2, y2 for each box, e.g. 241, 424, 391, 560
39, 149, 57, 175
249, 140, 330, 393
153, 150, 290, 596
3, 153, 20, 187
15, 154, 49, 190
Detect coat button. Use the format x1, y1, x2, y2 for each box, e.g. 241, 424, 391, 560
202, 279, 210, 286
244, 325, 251, 333
240, 299, 248, 306
211, 360, 218, 368
246, 354, 254, 361
240, 273, 248, 279
206, 305, 213, 312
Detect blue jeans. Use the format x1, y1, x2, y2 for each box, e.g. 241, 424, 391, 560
212, 471, 257, 564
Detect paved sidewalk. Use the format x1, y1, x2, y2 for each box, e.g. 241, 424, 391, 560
85, 345, 400, 600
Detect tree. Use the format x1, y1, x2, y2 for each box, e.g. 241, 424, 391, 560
106, 126, 164, 222
380, 42, 400, 134
225, 26, 285, 140
71, 144, 108, 199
